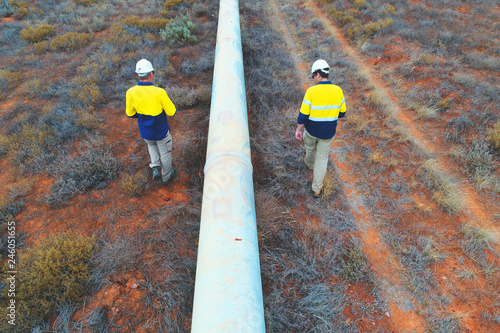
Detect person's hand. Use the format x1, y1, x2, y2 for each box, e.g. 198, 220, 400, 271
295, 127, 303, 140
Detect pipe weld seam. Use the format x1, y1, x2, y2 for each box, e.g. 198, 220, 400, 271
204, 152, 253, 174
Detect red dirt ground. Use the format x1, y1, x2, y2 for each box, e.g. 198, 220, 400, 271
1, 0, 499, 332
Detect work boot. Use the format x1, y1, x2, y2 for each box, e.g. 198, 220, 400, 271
152, 166, 161, 181
162, 169, 176, 186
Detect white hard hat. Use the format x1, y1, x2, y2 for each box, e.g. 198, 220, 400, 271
135, 59, 154, 76
311, 59, 329, 77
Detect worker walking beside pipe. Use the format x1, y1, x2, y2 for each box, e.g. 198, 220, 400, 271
295, 59, 347, 198
126, 59, 177, 185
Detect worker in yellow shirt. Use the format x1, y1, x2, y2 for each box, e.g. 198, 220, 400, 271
126, 59, 177, 185
295, 59, 347, 198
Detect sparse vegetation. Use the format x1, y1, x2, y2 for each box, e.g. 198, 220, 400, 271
461, 224, 499, 256
0, 234, 95, 331
0, 70, 22, 98
0, 0, 498, 331
47, 139, 120, 206
421, 159, 467, 214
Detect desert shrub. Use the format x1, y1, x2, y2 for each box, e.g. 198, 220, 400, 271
0, 234, 95, 331
461, 224, 499, 259
38, 104, 86, 143
192, 2, 208, 17
74, 106, 100, 130
47, 139, 120, 206
0, 70, 22, 94
76, 15, 106, 33
19, 78, 46, 97
107, 23, 139, 51
465, 54, 500, 70
428, 314, 463, 333
384, 3, 396, 15
79, 49, 121, 83
160, 14, 197, 45
421, 159, 467, 214
122, 15, 170, 30
487, 120, 500, 149
33, 40, 49, 54
434, 97, 452, 111
73, 0, 100, 5
19, 25, 55, 43
179, 55, 214, 76
400, 236, 445, 271
416, 105, 439, 120
1, 123, 55, 168
80, 306, 109, 332
50, 32, 91, 51
70, 82, 103, 106
10, 0, 43, 20
120, 170, 147, 196
465, 141, 496, 180
164, 0, 182, 10
445, 115, 470, 143
353, 0, 366, 8
339, 239, 371, 282
166, 85, 211, 109
347, 18, 393, 41
327, 7, 357, 26
255, 190, 296, 249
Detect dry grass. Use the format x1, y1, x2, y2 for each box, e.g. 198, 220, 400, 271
321, 173, 338, 199
487, 120, 500, 149
346, 114, 373, 133
120, 171, 148, 196
416, 105, 439, 120
421, 159, 467, 214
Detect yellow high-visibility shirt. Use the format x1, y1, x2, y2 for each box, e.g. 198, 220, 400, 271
126, 82, 176, 140
298, 81, 346, 139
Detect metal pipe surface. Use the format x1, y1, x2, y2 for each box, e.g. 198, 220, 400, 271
191, 0, 265, 332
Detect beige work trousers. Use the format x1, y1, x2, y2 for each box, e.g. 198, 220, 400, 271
144, 132, 173, 182
304, 130, 334, 193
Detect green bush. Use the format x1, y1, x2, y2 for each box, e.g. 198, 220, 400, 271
160, 14, 197, 45
1, 234, 95, 331
50, 32, 91, 51
19, 25, 55, 43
